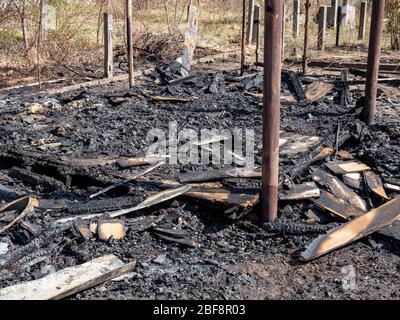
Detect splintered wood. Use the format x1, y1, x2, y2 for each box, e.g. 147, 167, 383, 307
0, 255, 136, 300
301, 196, 400, 261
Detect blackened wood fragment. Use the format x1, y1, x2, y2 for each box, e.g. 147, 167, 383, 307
9, 167, 66, 192
68, 197, 140, 215
262, 222, 337, 235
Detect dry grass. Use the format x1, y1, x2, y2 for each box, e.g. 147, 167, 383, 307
0, 0, 398, 86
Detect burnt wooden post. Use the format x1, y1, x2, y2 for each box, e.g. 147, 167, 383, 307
182, 5, 199, 74
327, 0, 338, 29
262, 0, 282, 222
126, 0, 134, 88
37, 0, 45, 88
358, 1, 367, 41
281, 3, 286, 62
254, 5, 261, 63
293, 0, 300, 38
240, 0, 246, 75
247, 0, 255, 44
252, 4, 260, 44
341, 0, 348, 26
336, 6, 342, 47
362, 0, 386, 125
103, 13, 113, 79
187, 0, 193, 21
317, 6, 327, 51
302, 0, 311, 74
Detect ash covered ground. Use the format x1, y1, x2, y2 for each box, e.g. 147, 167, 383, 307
0, 57, 400, 300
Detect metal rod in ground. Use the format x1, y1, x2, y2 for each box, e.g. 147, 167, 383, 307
261, 0, 282, 223
240, 0, 247, 76
336, 6, 342, 47
362, 0, 386, 125
126, 0, 134, 88
302, 0, 311, 74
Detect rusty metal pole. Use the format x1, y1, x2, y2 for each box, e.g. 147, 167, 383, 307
126, 0, 134, 88
261, 0, 282, 223
240, 0, 246, 75
302, 0, 311, 74
362, 0, 386, 125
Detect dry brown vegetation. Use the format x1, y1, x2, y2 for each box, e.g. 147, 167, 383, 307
0, 0, 398, 86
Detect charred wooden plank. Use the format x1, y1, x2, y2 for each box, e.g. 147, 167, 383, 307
0, 226, 70, 269
301, 196, 400, 261
0, 255, 136, 300
343, 173, 363, 190
312, 191, 365, 220
338, 70, 349, 108
311, 167, 367, 211
364, 171, 390, 200
0, 197, 34, 235
178, 168, 261, 184
89, 161, 165, 199
68, 197, 140, 215
262, 222, 335, 235
288, 71, 307, 103
0, 184, 18, 199
305, 82, 334, 104
279, 132, 322, 157
109, 185, 191, 219
9, 167, 66, 192
135, 178, 260, 209
150, 95, 199, 102
117, 155, 169, 168
154, 232, 198, 248
282, 131, 352, 182
280, 182, 320, 200
325, 160, 371, 175
186, 187, 259, 208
